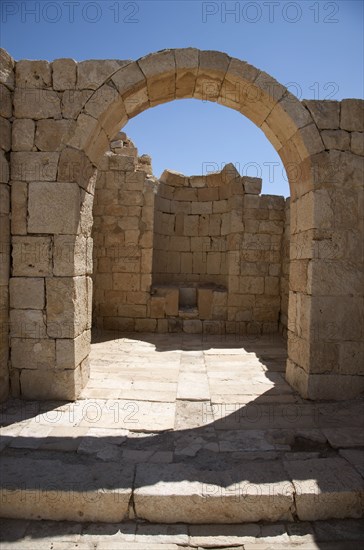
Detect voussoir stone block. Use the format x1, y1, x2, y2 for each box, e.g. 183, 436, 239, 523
28, 181, 80, 234
52, 58, 77, 90
9, 278, 45, 309
77, 59, 127, 90
53, 234, 87, 276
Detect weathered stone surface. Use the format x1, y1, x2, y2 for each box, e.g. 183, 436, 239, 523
0, 48, 14, 89
34, 119, 75, 151
56, 329, 91, 368
0, 457, 134, 521
77, 59, 127, 90
46, 276, 89, 338
12, 236, 52, 276
351, 132, 364, 156
303, 100, 340, 129
12, 119, 35, 151
9, 278, 44, 309
13, 88, 61, 119
52, 58, 77, 90
0, 117, 11, 151
61, 89, 93, 119
11, 152, 59, 181
111, 62, 146, 98
243, 176, 262, 195
28, 182, 80, 234
11, 338, 55, 370
0, 83, 12, 117
53, 235, 88, 276
284, 457, 364, 521
15, 60, 51, 88
341, 99, 364, 131
321, 129, 350, 151
0, 150, 9, 183
10, 181, 27, 235
10, 309, 46, 338
134, 462, 294, 523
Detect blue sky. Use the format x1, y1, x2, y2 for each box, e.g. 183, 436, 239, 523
1, 0, 363, 196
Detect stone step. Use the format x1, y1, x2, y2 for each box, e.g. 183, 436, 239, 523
1, 456, 363, 524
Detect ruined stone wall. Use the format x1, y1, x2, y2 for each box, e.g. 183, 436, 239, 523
92, 153, 287, 335
92, 134, 156, 332
0, 50, 13, 401
279, 198, 290, 337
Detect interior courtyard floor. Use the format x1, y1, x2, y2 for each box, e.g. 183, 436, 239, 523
1, 330, 363, 548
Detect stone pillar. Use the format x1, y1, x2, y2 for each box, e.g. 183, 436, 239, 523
286, 99, 364, 399
0, 49, 14, 401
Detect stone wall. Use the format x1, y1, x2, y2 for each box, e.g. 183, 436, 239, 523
0, 50, 14, 402
279, 198, 290, 336
92, 147, 287, 335
92, 133, 157, 332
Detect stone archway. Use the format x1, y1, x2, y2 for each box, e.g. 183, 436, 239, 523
7, 49, 364, 401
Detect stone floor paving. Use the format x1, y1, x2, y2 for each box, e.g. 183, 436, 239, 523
1, 331, 363, 529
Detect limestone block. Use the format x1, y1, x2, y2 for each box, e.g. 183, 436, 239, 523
0, 150, 9, 183
58, 147, 96, 192
10, 309, 46, 338
113, 273, 140, 291
154, 287, 179, 316
184, 215, 199, 236
12, 119, 35, 151
138, 50, 176, 104
0, 83, 12, 118
160, 169, 189, 187
16, 60, 51, 88
35, 119, 75, 151
183, 319, 202, 333
321, 129, 350, 151
52, 58, 77, 90
61, 89, 92, 119
341, 99, 364, 131
339, 342, 364, 375
84, 83, 127, 139
77, 59, 125, 90
240, 276, 264, 294
194, 50, 230, 101
134, 462, 294, 523
135, 318, 157, 332
11, 338, 55, 370
284, 457, 364, 520
11, 152, 59, 182
53, 235, 87, 276
150, 296, 165, 318
0, 117, 10, 151
175, 47, 199, 98
243, 176, 262, 194
0, 184, 9, 214
119, 304, 146, 318
13, 88, 61, 119
0, 457, 133, 520
11, 181, 27, 235
56, 329, 91, 368
303, 100, 340, 130
12, 236, 52, 276
265, 95, 313, 144
0, 49, 15, 90
28, 181, 80, 234
199, 187, 219, 201
198, 288, 213, 319
351, 132, 364, 156
264, 276, 280, 295
9, 278, 44, 309
46, 276, 89, 338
